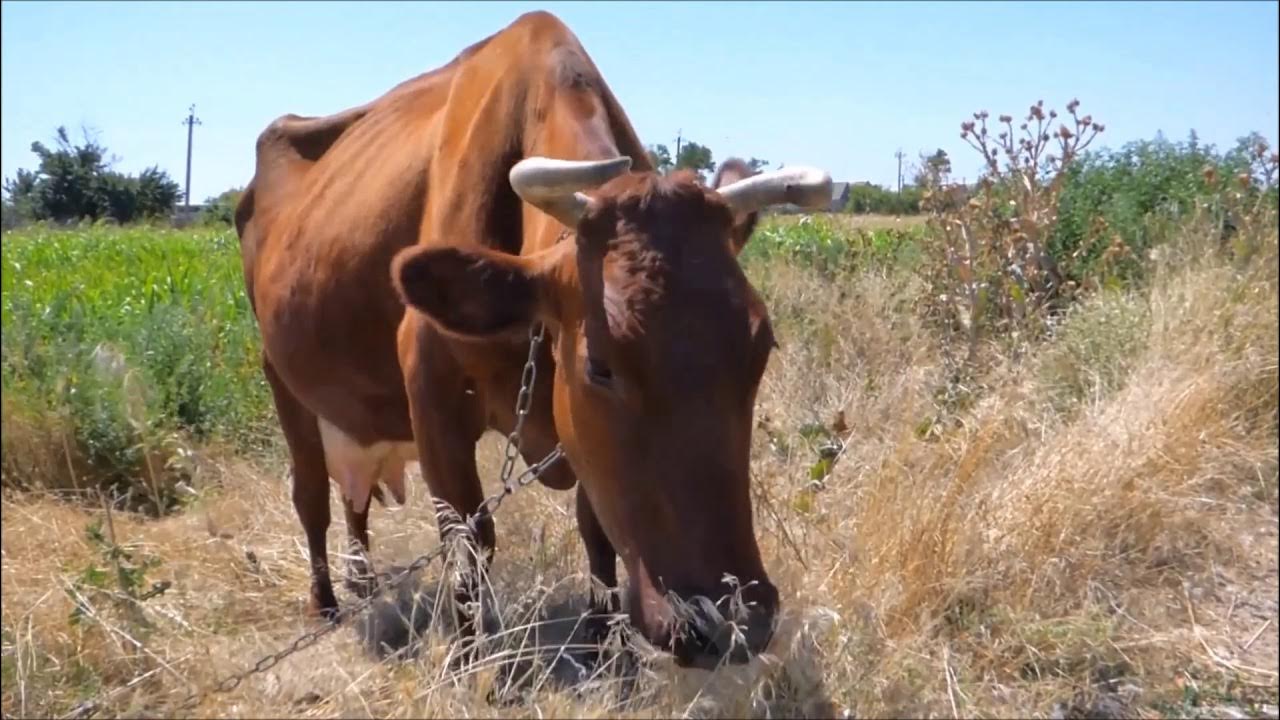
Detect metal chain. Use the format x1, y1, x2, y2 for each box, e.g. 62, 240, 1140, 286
469, 322, 565, 529
65, 323, 566, 720
204, 548, 445, 696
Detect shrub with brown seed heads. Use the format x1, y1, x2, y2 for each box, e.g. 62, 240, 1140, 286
922, 97, 1108, 366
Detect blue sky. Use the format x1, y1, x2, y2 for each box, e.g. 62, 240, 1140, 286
2, 1, 1277, 202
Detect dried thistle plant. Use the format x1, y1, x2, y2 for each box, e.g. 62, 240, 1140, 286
919, 98, 1106, 370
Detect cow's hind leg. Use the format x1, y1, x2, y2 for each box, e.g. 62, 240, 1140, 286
263, 359, 339, 621
576, 485, 620, 648
342, 496, 378, 598
316, 417, 383, 600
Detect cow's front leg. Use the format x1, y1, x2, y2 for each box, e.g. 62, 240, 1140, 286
400, 317, 491, 642
575, 484, 620, 647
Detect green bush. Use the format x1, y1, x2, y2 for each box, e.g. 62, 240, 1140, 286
1051, 132, 1276, 287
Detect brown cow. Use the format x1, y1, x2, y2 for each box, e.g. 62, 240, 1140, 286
237, 10, 831, 668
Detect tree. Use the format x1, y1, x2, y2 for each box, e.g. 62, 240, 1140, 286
26, 126, 110, 222
1, 168, 39, 228
647, 144, 673, 174
747, 157, 770, 172
914, 148, 952, 187
926, 148, 951, 176
2, 126, 180, 225
135, 166, 181, 218
675, 141, 715, 181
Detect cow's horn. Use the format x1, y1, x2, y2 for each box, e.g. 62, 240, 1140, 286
509, 156, 633, 228
715, 165, 833, 215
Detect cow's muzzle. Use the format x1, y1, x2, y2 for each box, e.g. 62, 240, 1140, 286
660, 582, 779, 669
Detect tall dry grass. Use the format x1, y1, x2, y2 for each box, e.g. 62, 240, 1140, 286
3, 201, 1275, 718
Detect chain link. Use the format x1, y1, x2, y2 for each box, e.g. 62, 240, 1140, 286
65, 323, 565, 720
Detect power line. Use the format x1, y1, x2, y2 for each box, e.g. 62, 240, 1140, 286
182, 104, 202, 209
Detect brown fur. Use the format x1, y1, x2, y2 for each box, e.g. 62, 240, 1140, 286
239, 10, 773, 665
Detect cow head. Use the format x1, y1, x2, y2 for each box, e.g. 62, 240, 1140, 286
392, 155, 831, 668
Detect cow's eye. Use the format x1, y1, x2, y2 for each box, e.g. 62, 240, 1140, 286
585, 356, 613, 387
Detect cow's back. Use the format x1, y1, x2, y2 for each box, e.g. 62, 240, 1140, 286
237, 52, 469, 444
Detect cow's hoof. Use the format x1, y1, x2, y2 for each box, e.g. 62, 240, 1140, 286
308, 601, 342, 624
307, 587, 342, 623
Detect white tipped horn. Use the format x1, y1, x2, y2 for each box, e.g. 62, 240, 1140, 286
715, 165, 833, 215
509, 156, 633, 228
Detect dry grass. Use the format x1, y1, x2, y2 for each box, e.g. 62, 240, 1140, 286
3, 215, 1277, 719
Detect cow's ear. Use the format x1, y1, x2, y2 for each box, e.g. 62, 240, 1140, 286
393, 245, 550, 337
711, 158, 760, 256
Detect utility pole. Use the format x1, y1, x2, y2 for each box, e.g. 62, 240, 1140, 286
674, 129, 683, 173
894, 148, 905, 195
182, 105, 202, 209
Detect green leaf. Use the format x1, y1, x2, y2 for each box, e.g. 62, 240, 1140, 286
808, 456, 833, 481
78, 564, 108, 589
